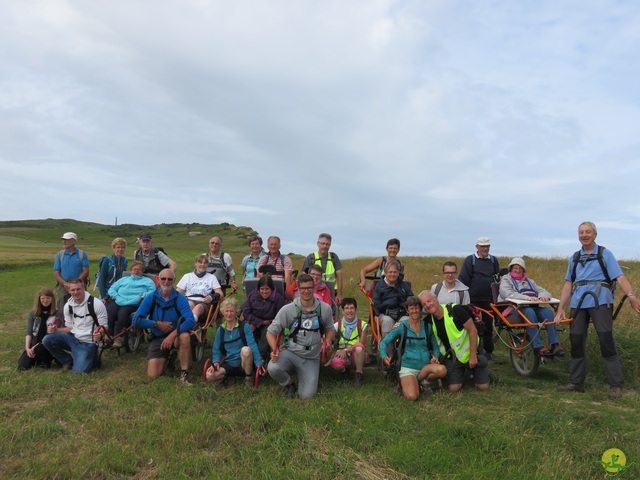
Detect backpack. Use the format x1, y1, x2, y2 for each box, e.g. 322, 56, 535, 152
570, 246, 613, 286
216, 321, 248, 357
147, 294, 181, 321
288, 303, 323, 343
207, 253, 230, 287
471, 254, 500, 279
67, 295, 99, 328
388, 317, 432, 372
433, 282, 465, 304
57, 249, 90, 286
448, 303, 484, 336
134, 247, 167, 275
93, 255, 115, 292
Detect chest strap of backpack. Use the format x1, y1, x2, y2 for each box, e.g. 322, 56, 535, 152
288, 304, 323, 349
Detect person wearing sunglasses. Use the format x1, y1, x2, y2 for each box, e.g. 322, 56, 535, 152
133, 269, 196, 385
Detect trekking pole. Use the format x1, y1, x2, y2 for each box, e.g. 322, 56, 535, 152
254, 365, 267, 388
613, 294, 628, 320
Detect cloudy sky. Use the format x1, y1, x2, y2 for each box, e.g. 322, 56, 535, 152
1, 1, 639, 260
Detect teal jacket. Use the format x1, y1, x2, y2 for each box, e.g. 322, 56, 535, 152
379, 317, 439, 370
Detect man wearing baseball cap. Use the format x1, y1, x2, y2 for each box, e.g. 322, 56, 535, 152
458, 236, 500, 359
53, 232, 90, 310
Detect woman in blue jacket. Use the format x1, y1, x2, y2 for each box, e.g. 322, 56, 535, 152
107, 261, 156, 347
379, 296, 446, 401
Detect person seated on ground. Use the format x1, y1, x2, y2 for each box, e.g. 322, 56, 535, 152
205, 298, 264, 387
43, 278, 108, 373
241, 275, 286, 362
359, 238, 403, 289
257, 236, 294, 287
132, 269, 196, 385
302, 233, 344, 304
419, 291, 489, 392
498, 257, 563, 357
176, 254, 223, 322
106, 261, 156, 349
329, 298, 368, 388
18, 288, 61, 370
379, 296, 446, 400
287, 264, 333, 307
373, 260, 414, 344
266, 274, 335, 399
134, 232, 177, 276
205, 236, 237, 294
430, 261, 470, 305
241, 235, 265, 285
97, 237, 128, 300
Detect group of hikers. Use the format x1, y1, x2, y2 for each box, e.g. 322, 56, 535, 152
19, 222, 640, 401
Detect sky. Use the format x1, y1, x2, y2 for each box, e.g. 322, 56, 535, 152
1, 0, 639, 260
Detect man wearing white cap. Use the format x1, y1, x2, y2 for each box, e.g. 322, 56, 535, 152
458, 237, 500, 359
53, 232, 90, 310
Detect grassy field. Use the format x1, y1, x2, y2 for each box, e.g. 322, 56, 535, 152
1, 220, 639, 479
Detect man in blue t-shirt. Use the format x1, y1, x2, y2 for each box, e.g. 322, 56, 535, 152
555, 222, 640, 400
53, 232, 90, 310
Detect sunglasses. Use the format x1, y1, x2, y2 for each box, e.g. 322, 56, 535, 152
159, 277, 174, 282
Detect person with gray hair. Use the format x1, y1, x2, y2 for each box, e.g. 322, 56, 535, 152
373, 260, 414, 345
555, 221, 640, 399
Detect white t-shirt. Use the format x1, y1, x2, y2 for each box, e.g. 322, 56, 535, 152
177, 272, 221, 300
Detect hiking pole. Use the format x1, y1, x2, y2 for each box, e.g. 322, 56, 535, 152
613, 294, 628, 320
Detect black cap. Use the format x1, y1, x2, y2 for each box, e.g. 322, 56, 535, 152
140, 232, 152, 241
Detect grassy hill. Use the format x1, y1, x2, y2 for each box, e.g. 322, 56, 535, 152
1, 219, 639, 479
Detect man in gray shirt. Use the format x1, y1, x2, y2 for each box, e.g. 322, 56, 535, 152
267, 274, 335, 399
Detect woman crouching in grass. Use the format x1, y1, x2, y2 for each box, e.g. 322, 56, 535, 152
18, 288, 61, 370
379, 296, 446, 401
205, 298, 264, 387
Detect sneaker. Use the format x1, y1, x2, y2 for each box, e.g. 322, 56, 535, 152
550, 343, 565, 357
62, 363, 72, 372
354, 372, 364, 388
112, 337, 124, 349
180, 371, 193, 386
283, 382, 297, 399
609, 387, 623, 400
244, 375, 254, 388
537, 347, 552, 357
557, 383, 585, 393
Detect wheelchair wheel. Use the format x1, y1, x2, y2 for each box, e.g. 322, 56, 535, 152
508, 332, 540, 377
124, 328, 143, 353
191, 329, 207, 363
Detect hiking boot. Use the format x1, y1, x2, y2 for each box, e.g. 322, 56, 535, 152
420, 379, 433, 396
283, 382, 297, 399
244, 375, 254, 388
180, 371, 193, 386
354, 372, 364, 388
62, 363, 72, 372
550, 343, 565, 357
557, 383, 585, 393
485, 352, 496, 361
112, 337, 124, 349
609, 387, 623, 400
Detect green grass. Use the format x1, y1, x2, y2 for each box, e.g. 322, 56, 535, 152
1, 220, 639, 479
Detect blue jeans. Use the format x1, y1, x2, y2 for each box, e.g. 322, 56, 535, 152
43, 332, 98, 373
516, 306, 559, 349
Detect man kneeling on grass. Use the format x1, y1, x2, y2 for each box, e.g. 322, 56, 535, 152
266, 274, 335, 399
205, 297, 264, 387
43, 278, 107, 373
419, 291, 490, 392
132, 269, 196, 385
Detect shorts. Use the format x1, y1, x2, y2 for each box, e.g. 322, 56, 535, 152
147, 337, 173, 360
220, 363, 245, 377
444, 355, 489, 385
399, 366, 422, 378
